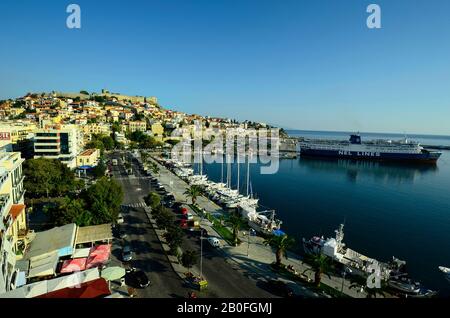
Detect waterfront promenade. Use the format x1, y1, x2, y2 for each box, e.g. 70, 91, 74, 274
147, 155, 375, 298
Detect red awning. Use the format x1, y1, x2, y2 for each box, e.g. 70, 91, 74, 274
86, 244, 111, 269
60, 258, 87, 273
59, 244, 111, 274
36, 278, 111, 298
9, 204, 25, 221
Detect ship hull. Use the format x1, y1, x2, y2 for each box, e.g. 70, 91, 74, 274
300, 148, 441, 163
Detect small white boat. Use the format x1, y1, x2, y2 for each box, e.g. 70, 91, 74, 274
439, 266, 450, 283
439, 266, 450, 274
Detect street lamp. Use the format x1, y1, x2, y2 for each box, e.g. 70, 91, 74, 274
199, 213, 205, 280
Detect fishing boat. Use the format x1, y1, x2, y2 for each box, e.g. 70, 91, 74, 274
388, 274, 437, 297
303, 224, 392, 279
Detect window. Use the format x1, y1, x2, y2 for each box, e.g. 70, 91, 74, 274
35, 139, 59, 143
35, 145, 58, 150
36, 133, 58, 137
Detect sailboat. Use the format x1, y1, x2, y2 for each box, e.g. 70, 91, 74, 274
237, 152, 282, 235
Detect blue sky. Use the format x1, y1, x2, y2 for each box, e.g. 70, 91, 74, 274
0, 0, 449, 135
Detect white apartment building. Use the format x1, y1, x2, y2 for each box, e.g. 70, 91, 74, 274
33, 125, 83, 169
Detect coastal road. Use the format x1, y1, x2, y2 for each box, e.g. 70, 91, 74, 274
109, 151, 190, 298
111, 151, 277, 298
180, 227, 276, 298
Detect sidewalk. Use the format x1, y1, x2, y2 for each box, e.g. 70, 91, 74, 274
148, 156, 371, 298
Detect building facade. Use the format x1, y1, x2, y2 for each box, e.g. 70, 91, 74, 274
33, 125, 83, 169
76, 149, 100, 168
0, 151, 27, 294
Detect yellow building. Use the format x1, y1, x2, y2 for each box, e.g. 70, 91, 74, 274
76, 149, 100, 167
0, 151, 28, 294
82, 123, 112, 142
151, 122, 164, 141
0, 121, 37, 148
123, 121, 147, 133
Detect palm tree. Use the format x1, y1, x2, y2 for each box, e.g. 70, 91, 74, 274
151, 163, 160, 176
227, 212, 245, 246
263, 234, 295, 268
184, 185, 202, 205
140, 150, 149, 164
303, 253, 334, 287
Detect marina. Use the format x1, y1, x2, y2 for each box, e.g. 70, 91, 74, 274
192, 130, 450, 296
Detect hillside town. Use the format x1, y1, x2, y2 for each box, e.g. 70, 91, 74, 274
0, 90, 299, 298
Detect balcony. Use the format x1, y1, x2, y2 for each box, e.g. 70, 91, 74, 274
3, 214, 13, 230
12, 174, 25, 188
0, 193, 12, 219
0, 172, 8, 188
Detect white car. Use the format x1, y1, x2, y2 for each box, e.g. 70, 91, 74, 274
117, 214, 124, 224
207, 237, 221, 248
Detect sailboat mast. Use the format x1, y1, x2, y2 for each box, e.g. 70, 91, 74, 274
246, 154, 250, 196
221, 153, 224, 184
237, 154, 240, 193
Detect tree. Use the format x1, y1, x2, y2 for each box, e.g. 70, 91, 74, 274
112, 122, 121, 133
144, 192, 160, 209
24, 158, 78, 198
151, 163, 160, 176
184, 185, 202, 205
263, 234, 295, 268
155, 208, 175, 230
227, 211, 245, 246
82, 177, 124, 224
80, 90, 89, 95
181, 250, 198, 273
303, 253, 334, 287
163, 226, 184, 255
85, 139, 105, 154
92, 161, 107, 179
44, 197, 93, 226
100, 135, 114, 150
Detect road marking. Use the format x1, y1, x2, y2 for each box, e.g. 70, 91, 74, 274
122, 202, 147, 208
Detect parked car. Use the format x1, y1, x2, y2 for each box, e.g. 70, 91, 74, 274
180, 207, 188, 215
117, 214, 124, 224
172, 202, 183, 211
119, 230, 128, 239
122, 245, 133, 262
266, 279, 295, 298
185, 212, 194, 220
188, 227, 208, 238
125, 268, 150, 288
207, 237, 221, 248
165, 193, 175, 201
133, 270, 150, 288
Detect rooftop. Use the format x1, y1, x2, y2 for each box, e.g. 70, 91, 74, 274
75, 224, 113, 245
79, 149, 98, 157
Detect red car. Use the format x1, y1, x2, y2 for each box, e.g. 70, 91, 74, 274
181, 207, 188, 215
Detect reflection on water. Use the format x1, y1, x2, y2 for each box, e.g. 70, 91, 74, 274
299, 157, 439, 184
